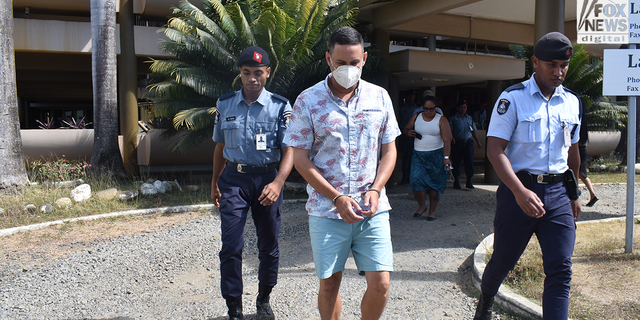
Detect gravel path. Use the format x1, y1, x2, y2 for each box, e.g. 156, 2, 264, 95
1, 182, 638, 319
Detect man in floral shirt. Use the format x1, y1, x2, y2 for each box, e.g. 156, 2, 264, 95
284, 27, 400, 320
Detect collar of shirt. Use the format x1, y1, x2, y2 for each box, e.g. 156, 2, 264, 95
323, 74, 361, 104
528, 73, 567, 102
238, 87, 269, 107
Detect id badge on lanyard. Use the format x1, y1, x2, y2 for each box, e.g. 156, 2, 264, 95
256, 128, 267, 150
562, 121, 571, 147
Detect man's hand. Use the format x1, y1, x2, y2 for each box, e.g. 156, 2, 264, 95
513, 188, 545, 218
335, 196, 364, 224
359, 190, 380, 217
259, 182, 282, 206
570, 199, 581, 220
211, 184, 221, 208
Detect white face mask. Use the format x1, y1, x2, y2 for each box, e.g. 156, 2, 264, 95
330, 58, 363, 89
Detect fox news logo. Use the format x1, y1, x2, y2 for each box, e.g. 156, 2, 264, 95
577, 0, 628, 43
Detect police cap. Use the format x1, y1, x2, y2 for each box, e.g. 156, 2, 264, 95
237, 46, 270, 67
456, 99, 467, 107
533, 32, 573, 61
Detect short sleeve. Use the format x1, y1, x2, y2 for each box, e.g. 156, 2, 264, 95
283, 96, 314, 150
278, 101, 293, 148
487, 92, 517, 141
212, 103, 224, 143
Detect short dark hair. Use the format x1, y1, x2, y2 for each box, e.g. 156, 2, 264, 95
423, 95, 436, 105
329, 27, 364, 53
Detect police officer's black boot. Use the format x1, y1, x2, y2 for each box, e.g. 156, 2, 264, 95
256, 284, 275, 320
226, 296, 243, 320
473, 292, 494, 320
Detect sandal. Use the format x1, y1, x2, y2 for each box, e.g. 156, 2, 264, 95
413, 209, 427, 218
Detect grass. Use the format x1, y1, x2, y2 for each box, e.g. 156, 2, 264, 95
0, 174, 212, 229
588, 172, 640, 184
502, 220, 640, 320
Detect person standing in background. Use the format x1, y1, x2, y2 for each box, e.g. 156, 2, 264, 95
449, 100, 482, 189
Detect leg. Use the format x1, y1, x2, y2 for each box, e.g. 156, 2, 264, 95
251, 170, 282, 288
536, 183, 576, 320
480, 183, 538, 295
318, 272, 342, 320
451, 141, 463, 188
578, 145, 598, 206
412, 190, 427, 217
218, 169, 251, 300
426, 190, 439, 220
463, 139, 475, 188
361, 271, 390, 320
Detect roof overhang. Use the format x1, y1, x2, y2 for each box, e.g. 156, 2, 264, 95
390, 48, 526, 88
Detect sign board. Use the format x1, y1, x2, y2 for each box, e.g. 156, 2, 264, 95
577, 0, 640, 44
603, 49, 640, 96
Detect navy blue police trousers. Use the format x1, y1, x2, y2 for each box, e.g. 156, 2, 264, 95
481, 180, 576, 320
217, 167, 282, 300
451, 138, 474, 181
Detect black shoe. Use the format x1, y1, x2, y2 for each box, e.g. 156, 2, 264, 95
226, 296, 243, 320
586, 196, 599, 207
466, 181, 474, 189
257, 284, 275, 320
453, 179, 461, 189
473, 293, 494, 320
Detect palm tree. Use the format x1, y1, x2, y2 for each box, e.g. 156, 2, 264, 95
90, 0, 127, 176
0, 0, 29, 192
145, 0, 358, 153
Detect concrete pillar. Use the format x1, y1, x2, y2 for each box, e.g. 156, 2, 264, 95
426, 35, 436, 51
535, 0, 565, 42
484, 80, 502, 184
118, 0, 139, 176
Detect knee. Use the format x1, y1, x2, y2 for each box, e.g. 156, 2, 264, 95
320, 274, 342, 296
367, 274, 390, 296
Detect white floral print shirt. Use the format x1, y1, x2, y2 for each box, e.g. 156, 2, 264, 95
284, 75, 401, 219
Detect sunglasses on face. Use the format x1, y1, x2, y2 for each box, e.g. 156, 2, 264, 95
424, 107, 436, 111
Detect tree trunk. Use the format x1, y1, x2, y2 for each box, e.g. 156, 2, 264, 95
90, 0, 126, 176
0, 0, 29, 192
118, 0, 139, 176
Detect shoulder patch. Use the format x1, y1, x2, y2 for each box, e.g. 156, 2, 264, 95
214, 109, 220, 125
497, 99, 510, 115
505, 83, 525, 93
218, 92, 235, 101
271, 93, 289, 104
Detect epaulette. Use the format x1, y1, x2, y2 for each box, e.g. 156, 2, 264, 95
505, 83, 525, 92
218, 92, 235, 101
271, 93, 290, 104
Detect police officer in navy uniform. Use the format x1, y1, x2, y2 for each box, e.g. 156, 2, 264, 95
211, 46, 293, 320
449, 100, 482, 189
473, 32, 582, 320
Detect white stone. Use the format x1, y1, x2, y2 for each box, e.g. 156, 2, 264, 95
55, 197, 72, 208
70, 184, 92, 202
635, 163, 640, 174
0, 207, 4, 214
140, 183, 158, 196
185, 185, 200, 191
24, 204, 37, 213
39, 204, 54, 213
162, 181, 172, 193
153, 180, 166, 193
171, 179, 183, 192
96, 188, 118, 200
118, 190, 139, 201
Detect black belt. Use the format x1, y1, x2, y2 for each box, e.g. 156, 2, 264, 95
454, 138, 469, 142
516, 171, 565, 188
227, 161, 278, 174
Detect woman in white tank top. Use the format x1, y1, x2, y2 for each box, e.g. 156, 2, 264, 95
401, 96, 453, 221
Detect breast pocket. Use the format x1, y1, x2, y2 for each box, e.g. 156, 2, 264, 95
561, 115, 581, 140
514, 113, 544, 143
363, 109, 385, 139
255, 121, 279, 149
220, 121, 241, 149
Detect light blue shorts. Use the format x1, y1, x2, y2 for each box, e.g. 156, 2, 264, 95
309, 211, 393, 279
